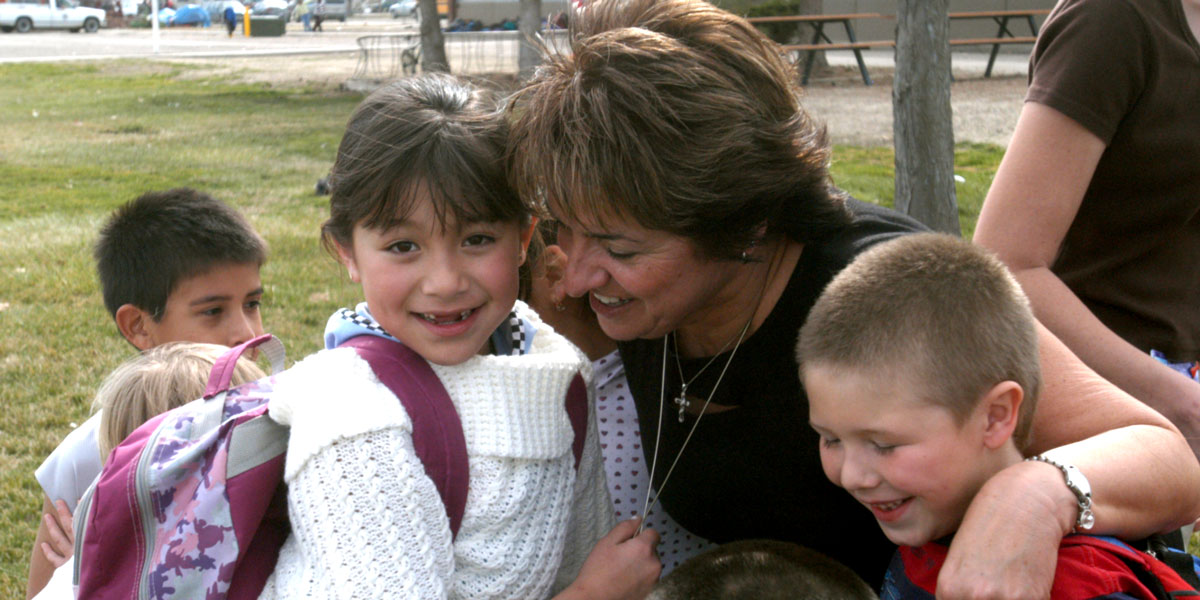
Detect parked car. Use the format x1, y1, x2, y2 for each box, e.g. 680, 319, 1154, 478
251, 0, 287, 17
171, 2, 211, 24
0, 0, 106, 32
387, 0, 414, 18
311, 0, 344, 21
201, 0, 243, 23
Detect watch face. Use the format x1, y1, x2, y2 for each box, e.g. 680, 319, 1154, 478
1027, 455, 1093, 530
1066, 465, 1091, 497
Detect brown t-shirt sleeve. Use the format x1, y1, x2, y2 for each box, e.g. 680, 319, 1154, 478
1026, 0, 1149, 144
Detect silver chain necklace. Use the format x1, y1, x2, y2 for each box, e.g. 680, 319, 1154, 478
671, 325, 744, 423
635, 315, 753, 535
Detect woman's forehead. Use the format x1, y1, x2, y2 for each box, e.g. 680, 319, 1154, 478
546, 196, 637, 234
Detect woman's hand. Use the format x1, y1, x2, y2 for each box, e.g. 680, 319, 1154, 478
555, 518, 661, 600
937, 461, 1072, 600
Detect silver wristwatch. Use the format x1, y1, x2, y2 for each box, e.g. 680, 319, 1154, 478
1025, 454, 1095, 531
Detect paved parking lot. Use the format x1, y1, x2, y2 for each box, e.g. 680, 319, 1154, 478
0, 13, 417, 62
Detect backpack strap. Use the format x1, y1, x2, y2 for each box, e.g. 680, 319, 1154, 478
339, 335, 590, 537
566, 373, 587, 469
1066, 535, 1200, 599
339, 335, 470, 539
205, 334, 287, 399
1145, 533, 1200, 591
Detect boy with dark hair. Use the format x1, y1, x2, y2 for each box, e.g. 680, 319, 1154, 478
95, 187, 267, 351
798, 233, 1194, 599
26, 188, 268, 599
648, 539, 877, 600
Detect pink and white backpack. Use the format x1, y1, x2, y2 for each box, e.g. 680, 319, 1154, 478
73, 334, 587, 599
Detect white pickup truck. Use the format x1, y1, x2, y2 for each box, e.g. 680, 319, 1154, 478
0, 0, 107, 33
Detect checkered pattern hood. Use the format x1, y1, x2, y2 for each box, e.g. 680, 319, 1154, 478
323, 301, 536, 356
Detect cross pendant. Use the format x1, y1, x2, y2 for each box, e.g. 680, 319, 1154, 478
674, 385, 690, 423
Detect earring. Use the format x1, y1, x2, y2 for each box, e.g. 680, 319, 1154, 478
555, 303, 567, 312
739, 250, 750, 263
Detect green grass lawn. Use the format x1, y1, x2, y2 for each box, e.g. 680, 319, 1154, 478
0, 60, 1001, 596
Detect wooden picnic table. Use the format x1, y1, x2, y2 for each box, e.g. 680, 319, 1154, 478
746, 12, 889, 85
745, 9, 1053, 85
949, 9, 1051, 77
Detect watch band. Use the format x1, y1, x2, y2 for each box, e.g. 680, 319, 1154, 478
1025, 454, 1095, 531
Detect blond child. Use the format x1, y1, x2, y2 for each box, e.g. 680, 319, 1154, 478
797, 233, 1195, 599
95, 341, 267, 459
34, 342, 265, 600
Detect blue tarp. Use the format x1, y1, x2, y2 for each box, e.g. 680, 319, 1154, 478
155, 6, 176, 23
172, 4, 211, 25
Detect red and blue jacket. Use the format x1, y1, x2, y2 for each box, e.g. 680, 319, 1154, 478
882, 535, 1199, 599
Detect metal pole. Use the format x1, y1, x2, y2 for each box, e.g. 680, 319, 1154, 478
151, 0, 159, 53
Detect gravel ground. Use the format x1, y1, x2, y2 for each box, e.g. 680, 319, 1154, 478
168, 51, 1029, 148
801, 67, 1028, 147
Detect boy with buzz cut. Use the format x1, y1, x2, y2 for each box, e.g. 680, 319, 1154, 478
26, 188, 268, 599
647, 539, 878, 600
797, 233, 1196, 600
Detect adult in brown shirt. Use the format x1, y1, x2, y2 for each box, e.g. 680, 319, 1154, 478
975, 0, 1200, 455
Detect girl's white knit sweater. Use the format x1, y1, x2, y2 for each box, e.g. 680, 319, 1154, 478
258, 305, 613, 599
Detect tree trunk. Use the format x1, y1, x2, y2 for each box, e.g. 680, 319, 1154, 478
893, 0, 959, 235
517, 0, 541, 81
419, 0, 449, 73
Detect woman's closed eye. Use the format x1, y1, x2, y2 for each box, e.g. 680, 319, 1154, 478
604, 246, 637, 260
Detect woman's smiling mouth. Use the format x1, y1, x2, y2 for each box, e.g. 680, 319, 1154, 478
591, 292, 631, 307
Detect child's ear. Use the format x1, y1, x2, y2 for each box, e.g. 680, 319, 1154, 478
518, 217, 538, 265
979, 380, 1024, 450
115, 304, 156, 351
333, 241, 361, 283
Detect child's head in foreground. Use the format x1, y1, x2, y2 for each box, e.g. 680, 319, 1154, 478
321, 73, 535, 367
797, 233, 1041, 548
94, 341, 266, 459
95, 188, 268, 351
647, 539, 878, 600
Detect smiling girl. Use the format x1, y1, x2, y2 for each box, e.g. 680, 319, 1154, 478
256, 74, 659, 599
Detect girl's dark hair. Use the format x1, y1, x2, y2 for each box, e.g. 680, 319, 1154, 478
322, 73, 532, 255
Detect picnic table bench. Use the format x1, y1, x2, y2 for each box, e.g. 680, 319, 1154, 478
745, 12, 887, 85
746, 8, 1052, 85
949, 9, 1050, 77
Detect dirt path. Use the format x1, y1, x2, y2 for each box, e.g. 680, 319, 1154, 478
800, 69, 1027, 147
167, 54, 1028, 148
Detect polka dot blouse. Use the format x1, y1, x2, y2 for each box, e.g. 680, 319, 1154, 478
592, 350, 714, 575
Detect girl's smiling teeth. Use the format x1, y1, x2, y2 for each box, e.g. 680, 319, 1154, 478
417, 309, 476, 324
592, 292, 631, 307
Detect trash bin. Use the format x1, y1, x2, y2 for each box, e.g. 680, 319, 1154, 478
249, 15, 286, 36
